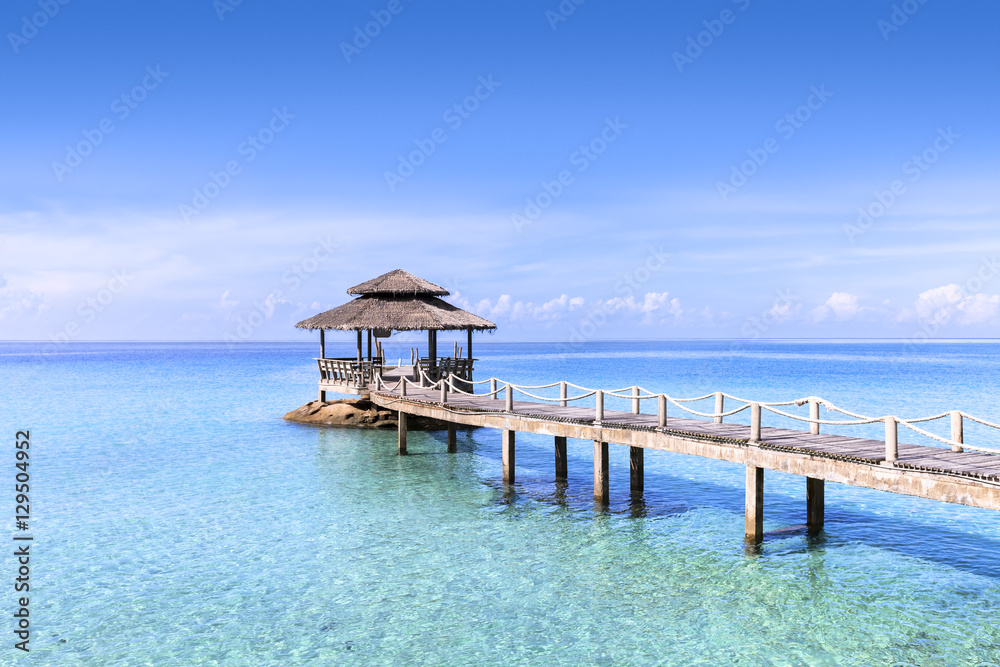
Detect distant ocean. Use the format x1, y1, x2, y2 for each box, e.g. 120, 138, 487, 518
3, 340, 1000, 665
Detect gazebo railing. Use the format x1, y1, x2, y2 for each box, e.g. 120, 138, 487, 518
416, 357, 475, 382
316, 358, 382, 388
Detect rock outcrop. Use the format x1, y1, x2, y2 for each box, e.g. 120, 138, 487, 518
284, 398, 456, 430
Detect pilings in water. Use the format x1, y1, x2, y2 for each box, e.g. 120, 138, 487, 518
394, 402, 833, 543
807, 477, 824, 533
630, 447, 644, 497
594, 440, 609, 503
744, 468, 826, 544
398, 411, 407, 456
554, 436, 567, 481
745, 465, 764, 543
503, 430, 516, 484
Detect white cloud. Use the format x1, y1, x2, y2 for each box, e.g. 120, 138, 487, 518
219, 290, 238, 309
598, 291, 681, 323
910, 284, 1000, 326
0, 276, 46, 321
812, 292, 863, 322
767, 300, 793, 323
471, 293, 586, 323
959, 293, 1000, 324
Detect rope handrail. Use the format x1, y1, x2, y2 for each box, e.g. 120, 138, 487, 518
761, 404, 886, 426
895, 419, 1000, 455
513, 387, 597, 402
962, 412, 1000, 431
506, 381, 564, 390
666, 397, 750, 419
671, 393, 718, 403
899, 412, 953, 424
382, 371, 1000, 451
604, 390, 658, 400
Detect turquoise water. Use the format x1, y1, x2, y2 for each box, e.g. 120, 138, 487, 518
3, 340, 1000, 665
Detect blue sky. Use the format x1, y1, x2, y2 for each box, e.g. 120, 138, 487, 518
1, 0, 998, 343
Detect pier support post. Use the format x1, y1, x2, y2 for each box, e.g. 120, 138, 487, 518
806, 477, 824, 533
630, 446, 643, 496
319, 389, 327, 402
594, 440, 609, 503
447, 424, 457, 453
502, 430, 515, 484
398, 412, 407, 456
745, 465, 764, 544
554, 436, 567, 481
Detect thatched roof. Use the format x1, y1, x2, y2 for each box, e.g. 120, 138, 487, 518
347, 269, 449, 296
295, 294, 496, 332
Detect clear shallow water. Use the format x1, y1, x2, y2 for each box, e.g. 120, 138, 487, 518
3, 340, 1000, 666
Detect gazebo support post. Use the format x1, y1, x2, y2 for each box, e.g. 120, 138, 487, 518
428, 330, 437, 375
467, 328, 473, 383
367, 329, 372, 363
319, 329, 327, 402
356, 330, 363, 365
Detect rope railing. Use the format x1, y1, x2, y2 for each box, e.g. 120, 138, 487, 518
378, 370, 1000, 457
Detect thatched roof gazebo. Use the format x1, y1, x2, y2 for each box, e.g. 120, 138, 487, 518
296, 270, 495, 397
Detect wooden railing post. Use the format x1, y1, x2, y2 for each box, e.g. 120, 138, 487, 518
440, 374, 448, 403
885, 417, 898, 463
505, 384, 514, 412
632, 386, 640, 415
809, 399, 820, 435
715, 392, 724, 424
951, 411, 964, 453
750, 402, 761, 443
595, 390, 604, 423
658, 394, 667, 429
560, 381, 568, 407
400, 378, 407, 397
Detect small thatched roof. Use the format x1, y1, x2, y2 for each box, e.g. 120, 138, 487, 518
347, 269, 449, 296
295, 294, 496, 332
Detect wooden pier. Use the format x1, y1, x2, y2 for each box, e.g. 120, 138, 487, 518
294, 271, 1000, 544
368, 369, 1000, 544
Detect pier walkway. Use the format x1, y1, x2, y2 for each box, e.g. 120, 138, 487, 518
368, 368, 1000, 543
